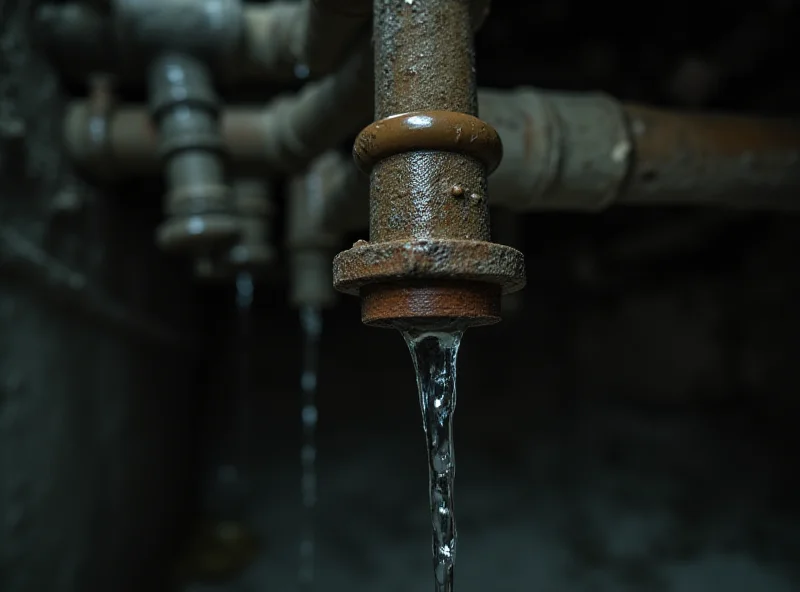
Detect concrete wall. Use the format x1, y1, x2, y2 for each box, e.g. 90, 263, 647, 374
1, 4, 204, 590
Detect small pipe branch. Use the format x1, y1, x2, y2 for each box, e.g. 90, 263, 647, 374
148, 53, 238, 255
286, 153, 352, 309
37, 0, 494, 86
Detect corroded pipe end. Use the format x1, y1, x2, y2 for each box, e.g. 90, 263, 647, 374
333, 238, 526, 330
361, 281, 501, 330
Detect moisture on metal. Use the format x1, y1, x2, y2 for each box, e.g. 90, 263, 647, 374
298, 305, 322, 589
333, 0, 526, 330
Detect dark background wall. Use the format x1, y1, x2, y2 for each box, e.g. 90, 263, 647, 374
1, 2, 207, 588
2, 1, 800, 591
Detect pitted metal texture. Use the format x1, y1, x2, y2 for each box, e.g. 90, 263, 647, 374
334, 239, 525, 295
194, 178, 276, 281
333, 0, 525, 329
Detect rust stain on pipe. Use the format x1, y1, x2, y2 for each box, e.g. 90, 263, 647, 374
332, 0, 525, 330
66, 104, 286, 177
622, 105, 800, 209
353, 111, 503, 175
481, 88, 800, 212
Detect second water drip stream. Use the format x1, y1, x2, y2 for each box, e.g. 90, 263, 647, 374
298, 305, 322, 590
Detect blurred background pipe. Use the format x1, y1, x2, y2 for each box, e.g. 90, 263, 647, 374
65, 87, 800, 213
286, 152, 347, 310
64, 43, 374, 178
483, 88, 800, 212
35, 0, 495, 87
35, 0, 363, 86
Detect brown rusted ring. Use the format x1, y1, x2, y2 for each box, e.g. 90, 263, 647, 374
353, 111, 504, 175
360, 281, 502, 329
333, 238, 526, 296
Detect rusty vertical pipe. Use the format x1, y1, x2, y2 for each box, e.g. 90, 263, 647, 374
333, 0, 525, 329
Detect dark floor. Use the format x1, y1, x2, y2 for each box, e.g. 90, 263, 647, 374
186, 394, 800, 592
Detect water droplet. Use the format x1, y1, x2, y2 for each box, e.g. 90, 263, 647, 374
294, 63, 310, 80
302, 404, 318, 426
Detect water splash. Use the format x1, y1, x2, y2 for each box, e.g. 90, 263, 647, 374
402, 329, 464, 592
299, 305, 322, 589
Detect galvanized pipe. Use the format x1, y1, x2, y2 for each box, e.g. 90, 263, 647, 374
286, 153, 347, 309
147, 53, 239, 255
332, 0, 525, 330
35, 1, 357, 86
36, 0, 493, 86
621, 105, 800, 210
64, 43, 374, 179
483, 89, 800, 212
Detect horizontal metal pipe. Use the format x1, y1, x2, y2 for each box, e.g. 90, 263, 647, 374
63, 102, 264, 177
65, 87, 800, 212
621, 105, 800, 209
37, 2, 310, 85
483, 88, 800, 212
65, 44, 373, 178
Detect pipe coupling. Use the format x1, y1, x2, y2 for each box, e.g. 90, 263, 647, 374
334, 110, 526, 329
194, 179, 276, 281
149, 53, 238, 254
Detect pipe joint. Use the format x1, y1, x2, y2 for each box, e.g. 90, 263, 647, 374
114, 0, 243, 71
486, 88, 632, 212
148, 53, 238, 255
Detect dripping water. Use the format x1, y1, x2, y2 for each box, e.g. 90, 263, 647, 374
299, 305, 322, 589
206, 272, 255, 519
402, 329, 464, 592
233, 271, 254, 477
208, 271, 254, 519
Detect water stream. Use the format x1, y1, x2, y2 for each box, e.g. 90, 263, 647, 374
402, 329, 465, 592
299, 305, 322, 589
